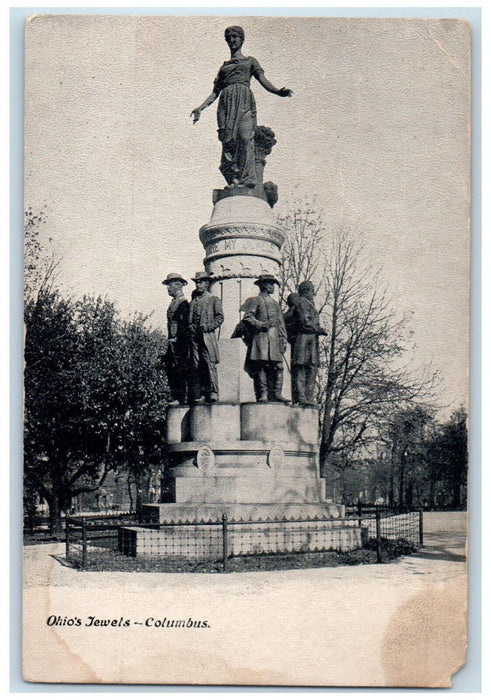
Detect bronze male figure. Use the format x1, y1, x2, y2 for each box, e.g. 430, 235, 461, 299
284, 281, 327, 405
241, 274, 288, 403
162, 273, 190, 406
188, 271, 224, 404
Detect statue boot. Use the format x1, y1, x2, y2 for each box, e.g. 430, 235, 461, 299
294, 366, 307, 405
304, 365, 318, 406
273, 369, 289, 403
254, 367, 268, 403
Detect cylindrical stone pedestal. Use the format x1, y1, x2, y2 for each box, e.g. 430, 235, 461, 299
199, 194, 285, 338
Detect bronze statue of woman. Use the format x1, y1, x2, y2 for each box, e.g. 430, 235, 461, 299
190, 26, 292, 189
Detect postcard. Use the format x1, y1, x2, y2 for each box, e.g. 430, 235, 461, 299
23, 14, 470, 686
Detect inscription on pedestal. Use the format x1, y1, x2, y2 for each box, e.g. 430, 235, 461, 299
205, 238, 279, 257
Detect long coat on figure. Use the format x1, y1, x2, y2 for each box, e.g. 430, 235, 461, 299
241, 282, 288, 402
284, 284, 327, 405
242, 293, 287, 372
165, 295, 190, 404
189, 289, 224, 402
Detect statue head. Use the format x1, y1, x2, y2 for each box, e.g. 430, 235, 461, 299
162, 273, 187, 298
255, 273, 280, 295
192, 271, 213, 295
224, 25, 245, 48
298, 280, 315, 301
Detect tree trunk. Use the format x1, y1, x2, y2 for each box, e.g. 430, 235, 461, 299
452, 480, 462, 509
127, 476, 134, 512
136, 489, 143, 521
406, 480, 414, 510
46, 494, 71, 536
319, 296, 339, 472
429, 477, 435, 509
389, 449, 396, 507
398, 453, 406, 510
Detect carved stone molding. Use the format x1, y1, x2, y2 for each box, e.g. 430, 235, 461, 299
204, 236, 279, 258
208, 258, 279, 279
199, 222, 285, 249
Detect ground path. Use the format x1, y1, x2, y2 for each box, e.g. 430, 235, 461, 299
23, 510, 467, 589
22, 511, 468, 686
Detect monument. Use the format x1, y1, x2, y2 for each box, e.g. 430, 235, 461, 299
121, 27, 362, 558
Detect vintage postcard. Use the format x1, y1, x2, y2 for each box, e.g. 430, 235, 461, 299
23, 14, 470, 686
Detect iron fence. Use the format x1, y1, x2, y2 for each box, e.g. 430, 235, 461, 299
65, 508, 423, 571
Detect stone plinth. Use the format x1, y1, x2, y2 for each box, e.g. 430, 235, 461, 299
240, 403, 317, 444
164, 403, 324, 505
120, 517, 360, 559
170, 403, 241, 443
216, 338, 255, 404
142, 502, 345, 523
123, 403, 358, 558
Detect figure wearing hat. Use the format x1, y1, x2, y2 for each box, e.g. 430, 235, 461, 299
162, 273, 190, 406
284, 281, 327, 405
241, 274, 288, 403
188, 271, 224, 404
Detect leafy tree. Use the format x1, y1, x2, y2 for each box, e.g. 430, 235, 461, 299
425, 407, 468, 508
24, 209, 169, 532
112, 313, 168, 514
24, 290, 168, 533
378, 405, 435, 508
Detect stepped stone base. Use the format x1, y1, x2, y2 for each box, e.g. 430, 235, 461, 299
120, 504, 359, 559
142, 502, 345, 523
120, 402, 358, 559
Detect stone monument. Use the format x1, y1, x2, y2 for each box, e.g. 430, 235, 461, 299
121, 26, 362, 558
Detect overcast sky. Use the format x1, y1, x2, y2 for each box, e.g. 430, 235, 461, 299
24, 15, 470, 414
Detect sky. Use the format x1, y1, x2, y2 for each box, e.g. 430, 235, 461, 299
24, 14, 470, 414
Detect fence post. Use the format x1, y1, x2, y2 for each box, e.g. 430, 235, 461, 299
81, 517, 87, 569
357, 501, 362, 529
222, 514, 228, 573
65, 515, 70, 560
375, 508, 382, 563
419, 509, 424, 547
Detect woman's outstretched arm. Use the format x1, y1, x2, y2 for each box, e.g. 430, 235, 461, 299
256, 73, 292, 97
190, 92, 218, 123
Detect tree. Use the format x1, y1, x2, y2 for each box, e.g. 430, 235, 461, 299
378, 405, 435, 508
277, 203, 329, 311
278, 206, 437, 476
24, 206, 58, 301
111, 313, 169, 515
24, 290, 168, 533
425, 407, 468, 508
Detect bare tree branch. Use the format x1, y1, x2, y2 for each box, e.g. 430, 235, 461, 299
278, 206, 439, 475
